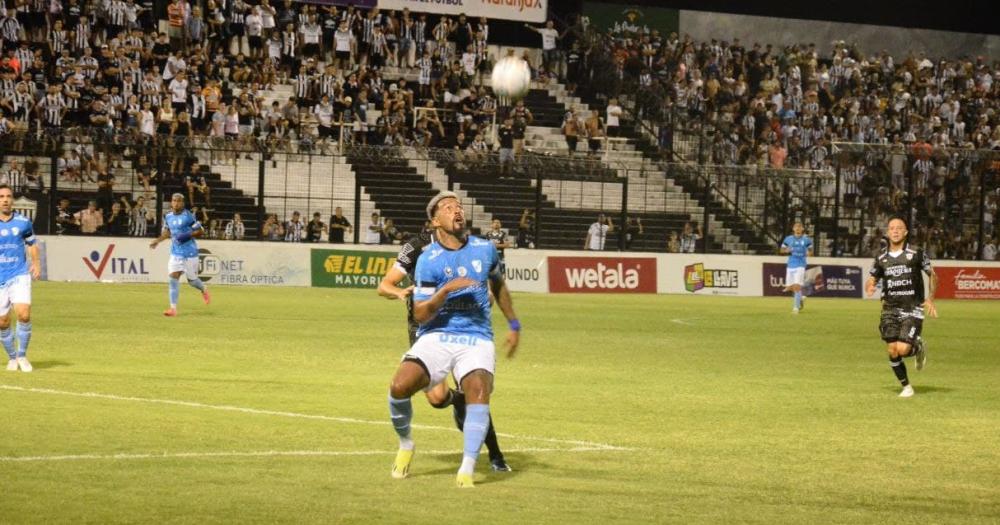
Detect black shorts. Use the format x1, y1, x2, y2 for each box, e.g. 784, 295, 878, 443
566, 136, 578, 151
588, 138, 601, 151
879, 308, 923, 345
335, 50, 350, 61
248, 35, 263, 48
318, 125, 334, 138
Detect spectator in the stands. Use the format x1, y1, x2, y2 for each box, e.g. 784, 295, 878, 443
497, 116, 515, 176
518, 208, 535, 248
226, 213, 247, 241
666, 231, 680, 253
105, 202, 131, 236
585, 109, 605, 158
585, 213, 613, 251
524, 20, 560, 79
679, 222, 702, 253
55, 198, 77, 235
75, 201, 104, 235
329, 206, 352, 243
306, 211, 327, 242
605, 98, 622, 138
624, 216, 644, 250
284, 211, 305, 242
365, 212, 383, 244
381, 218, 404, 244
262, 214, 284, 241
563, 110, 582, 157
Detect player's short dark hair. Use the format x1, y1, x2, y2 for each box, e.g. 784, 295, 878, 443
888, 215, 908, 228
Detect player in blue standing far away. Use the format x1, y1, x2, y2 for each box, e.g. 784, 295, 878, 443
0, 185, 41, 372
386, 191, 521, 488
149, 193, 211, 317
781, 221, 813, 314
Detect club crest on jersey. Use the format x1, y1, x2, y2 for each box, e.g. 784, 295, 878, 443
457, 266, 468, 277
444, 266, 453, 277
472, 260, 482, 273
0, 230, 7, 237
905, 253, 913, 260
11, 227, 18, 236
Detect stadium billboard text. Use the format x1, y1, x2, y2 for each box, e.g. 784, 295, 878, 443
934, 267, 1000, 300
311, 248, 397, 288
197, 241, 311, 286
46, 237, 169, 283
547, 256, 656, 293
762, 263, 864, 298
377, 0, 547, 23
502, 250, 548, 293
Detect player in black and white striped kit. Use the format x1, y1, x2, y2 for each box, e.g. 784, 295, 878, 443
865, 216, 938, 398
377, 222, 512, 472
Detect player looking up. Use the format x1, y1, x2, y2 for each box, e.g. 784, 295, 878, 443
865, 216, 937, 398
150, 193, 211, 317
0, 185, 41, 372
377, 219, 511, 472
385, 191, 520, 488
781, 221, 813, 313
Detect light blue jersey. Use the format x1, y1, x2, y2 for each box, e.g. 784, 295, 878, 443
782, 234, 812, 269
163, 209, 202, 258
0, 213, 36, 283
412, 236, 501, 340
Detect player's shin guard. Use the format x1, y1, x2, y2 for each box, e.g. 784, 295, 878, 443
15, 322, 31, 358
1, 328, 15, 359
459, 404, 490, 475
169, 277, 180, 308
188, 278, 206, 292
890, 356, 909, 386
388, 395, 414, 448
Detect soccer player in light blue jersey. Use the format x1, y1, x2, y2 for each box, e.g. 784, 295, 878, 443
781, 221, 813, 314
386, 191, 521, 488
150, 193, 210, 317
0, 184, 41, 372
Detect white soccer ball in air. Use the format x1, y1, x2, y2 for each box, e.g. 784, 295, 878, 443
491, 57, 532, 100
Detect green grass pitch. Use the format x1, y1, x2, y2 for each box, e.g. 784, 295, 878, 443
2, 282, 999, 524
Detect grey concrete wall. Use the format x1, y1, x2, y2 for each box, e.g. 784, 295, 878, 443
679, 10, 1000, 59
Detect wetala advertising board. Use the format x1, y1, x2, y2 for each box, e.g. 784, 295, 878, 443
762, 263, 863, 298
547, 256, 657, 293
377, 0, 547, 23
934, 266, 1000, 299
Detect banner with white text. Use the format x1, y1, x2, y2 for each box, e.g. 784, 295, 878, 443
377, 0, 547, 23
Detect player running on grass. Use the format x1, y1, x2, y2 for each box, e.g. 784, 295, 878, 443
865, 216, 937, 398
385, 191, 520, 488
0, 184, 41, 372
150, 193, 211, 317
378, 217, 512, 472
780, 221, 813, 314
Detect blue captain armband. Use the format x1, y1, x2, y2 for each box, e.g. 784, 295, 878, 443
508, 319, 521, 332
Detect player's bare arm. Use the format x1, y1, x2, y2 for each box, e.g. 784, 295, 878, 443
924, 269, 939, 318
865, 276, 878, 297
378, 265, 413, 301
27, 243, 40, 280
412, 277, 478, 324
149, 228, 171, 248
490, 273, 520, 358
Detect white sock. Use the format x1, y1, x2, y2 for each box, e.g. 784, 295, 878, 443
458, 455, 476, 475
398, 436, 414, 451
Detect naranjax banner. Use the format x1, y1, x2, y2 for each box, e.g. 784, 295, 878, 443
311, 248, 398, 288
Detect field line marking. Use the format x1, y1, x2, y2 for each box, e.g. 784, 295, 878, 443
0, 446, 621, 463
0, 384, 627, 451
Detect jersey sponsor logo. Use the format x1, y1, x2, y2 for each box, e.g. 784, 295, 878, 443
684, 263, 738, 293
82, 244, 150, 279
935, 267, 1000, 299
311, 248, 396, 288
438, 333, 479, 346
547, 256, 656, 293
